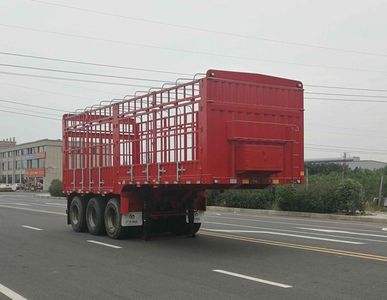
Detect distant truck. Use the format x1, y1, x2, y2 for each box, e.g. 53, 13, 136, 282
62, 69, 304, 239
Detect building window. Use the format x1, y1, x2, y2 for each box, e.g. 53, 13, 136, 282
32, 160, 38, 168
38, 159, 45, 168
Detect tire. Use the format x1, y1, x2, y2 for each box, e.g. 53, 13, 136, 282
170, 217, 201, 235
104, 198, 126, 239
69, 196, 87, 232
193, 223, 201, 233
86, 198, 106, 235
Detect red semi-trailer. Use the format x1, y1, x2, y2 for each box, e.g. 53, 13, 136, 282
63, 69, 304, 239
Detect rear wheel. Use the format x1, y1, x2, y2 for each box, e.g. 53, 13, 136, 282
170, 216, 201, 235
69, 196, 87, 232
104, 198, 125, 239
86, 197, 106, 235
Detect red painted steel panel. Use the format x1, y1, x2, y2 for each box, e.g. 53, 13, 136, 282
62, 69, 304, 194
236, 144, 284, 172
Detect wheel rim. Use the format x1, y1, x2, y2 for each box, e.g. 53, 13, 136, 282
88, 206, 97, 228
71, 204, 79, 225
106, 205, 117, 232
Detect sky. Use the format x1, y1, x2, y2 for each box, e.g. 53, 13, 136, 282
1, 0, 387, 161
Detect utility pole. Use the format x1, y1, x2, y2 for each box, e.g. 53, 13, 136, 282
305, 167, 309, 190
378, 175, 384, 208
342, 152, 347, 179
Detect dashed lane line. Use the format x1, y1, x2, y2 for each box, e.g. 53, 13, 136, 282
213, 269, 292, 288
21, 225, 43, 231
87, 240, 122, 249
0, 204, 66, 216
0, 283, 27, 300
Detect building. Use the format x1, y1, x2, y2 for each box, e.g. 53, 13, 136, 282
0, 139, 62, 191
305, 157, 387, 171
0, 138, 16, 150
346, 157, 387, 170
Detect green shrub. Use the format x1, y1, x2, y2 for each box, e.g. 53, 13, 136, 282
335, 179, 365, 214
206, 189, 274, 209
48, 179, 64, 197
277, 176, 340, 213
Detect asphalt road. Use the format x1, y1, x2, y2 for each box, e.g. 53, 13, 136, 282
0, 192, 387, 300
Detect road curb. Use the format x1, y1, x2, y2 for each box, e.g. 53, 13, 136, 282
207, 206, 387, 224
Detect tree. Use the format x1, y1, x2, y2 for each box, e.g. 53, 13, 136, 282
48, 179, 64, 197
335, 179, 365, 214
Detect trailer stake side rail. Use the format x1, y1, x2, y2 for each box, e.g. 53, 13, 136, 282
63, 69, 304, 239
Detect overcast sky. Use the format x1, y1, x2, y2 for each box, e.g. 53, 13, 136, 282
1, 0, 387, 161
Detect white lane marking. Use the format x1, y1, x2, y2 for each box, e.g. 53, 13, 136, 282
213, 269, 292, 288
0, 283, 28, 300
0, 204, 66, 216
45, 202, 66, 207
87, 240, 122, 249
382, 228, 387, 231
21, 225, 43, 231
205, 229, 365, 245
297, 227, 387, 238
205, 221, 387, 243
12, 202, 65, 208
206, 214, 384, 233
9, 203, 31, 207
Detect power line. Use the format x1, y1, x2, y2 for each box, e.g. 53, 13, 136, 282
2, 69, 387, 105
30, 0, 387, 58
0, 63, 173, 83
305, 97, 387, 103
0, 99, 67, 112
306, 123, 386, 135
2, 51, 387, 95
0, 108, 60, 120
304, 84, 387, 93
305, 129, 387, 140
305, 92, 387, 98
0, 82, 90, 100
1, 104, 59, 117
305, 148, 387, 156
306, 143, 387, 153
1, 23, 387, 75
0, 51, 191, 76
0, 70, 154, 88
2, 71, 387, 104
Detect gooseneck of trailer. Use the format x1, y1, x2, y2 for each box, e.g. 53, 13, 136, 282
62, 69, 304, 239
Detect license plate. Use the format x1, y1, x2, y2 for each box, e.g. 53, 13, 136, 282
186, 210, 204, 224
121, 212, 143, 226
